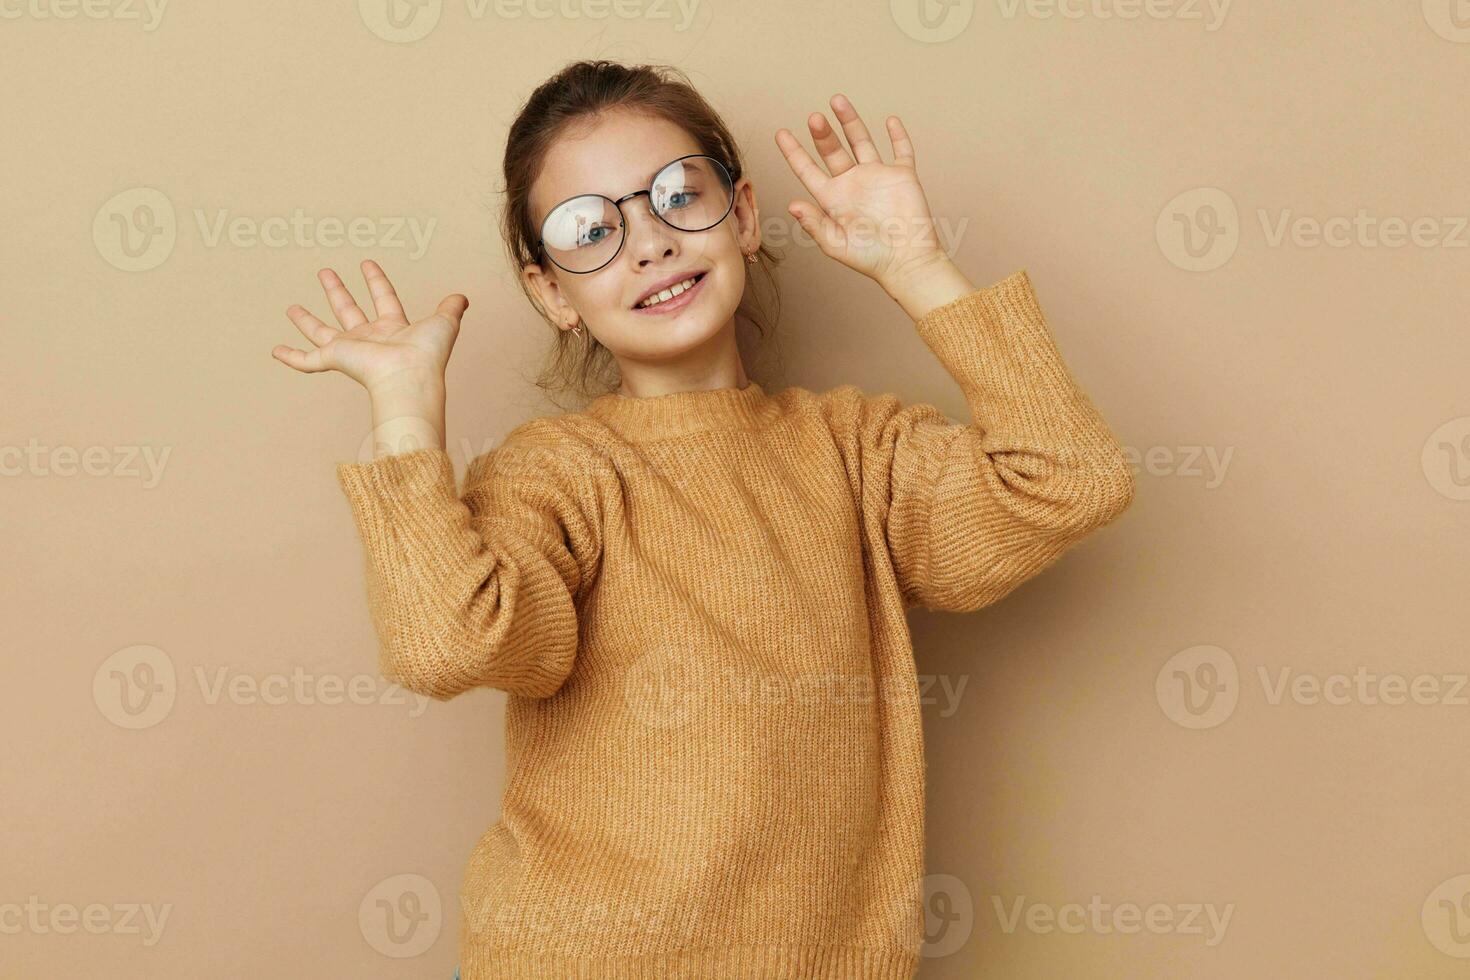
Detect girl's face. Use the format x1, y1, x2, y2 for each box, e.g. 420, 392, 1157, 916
523, 108, 760, 376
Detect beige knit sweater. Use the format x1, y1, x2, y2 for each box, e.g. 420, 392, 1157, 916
335, 269, 1135, 979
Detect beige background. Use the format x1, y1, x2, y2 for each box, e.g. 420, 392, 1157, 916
4, 1, 1469, 976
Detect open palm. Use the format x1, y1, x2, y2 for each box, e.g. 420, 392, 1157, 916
272, 259, 468, 392
775, 94, 946, 290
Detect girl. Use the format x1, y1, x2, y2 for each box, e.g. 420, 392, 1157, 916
272, 60, 1134, 980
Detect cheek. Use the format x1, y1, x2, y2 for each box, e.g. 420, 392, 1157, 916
563, 279, 625, 321
715, 256, 747, 302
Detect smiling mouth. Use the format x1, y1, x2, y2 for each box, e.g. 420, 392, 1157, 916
633, 271, 707, 310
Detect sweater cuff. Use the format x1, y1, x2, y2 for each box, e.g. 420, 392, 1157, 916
911, 269, 1039, 343
335, 447, 459, 529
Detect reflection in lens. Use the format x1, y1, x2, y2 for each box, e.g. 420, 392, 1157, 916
540, 195, 614, 252
651, 156, 732, 232
541, 156, 734, 273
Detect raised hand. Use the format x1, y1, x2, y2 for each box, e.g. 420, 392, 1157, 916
272, 259, 468, 394
775, 94, 949, 293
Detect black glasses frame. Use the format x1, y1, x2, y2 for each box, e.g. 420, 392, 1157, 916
536, 153, 736, 275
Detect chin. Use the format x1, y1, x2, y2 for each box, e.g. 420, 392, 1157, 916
616, 308, 731, 361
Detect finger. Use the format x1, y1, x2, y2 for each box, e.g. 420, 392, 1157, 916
434, 293, 469, 328
271, 344, 330, 373
830, 94, 881, 165
886, 115, 916, 169
317, 268, 369, 330
361, 259, 407, 322
788, 200, 845, 255
807, 112, 855, 178
774, 127, 831, 200
285, 304, 337, 348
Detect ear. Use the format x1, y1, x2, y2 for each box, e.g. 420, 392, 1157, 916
523, 261, 578, 330
730, 176, 761, 256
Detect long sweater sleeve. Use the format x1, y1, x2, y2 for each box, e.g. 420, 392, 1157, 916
823, 269, 1135, 613
334, 428, 601, 700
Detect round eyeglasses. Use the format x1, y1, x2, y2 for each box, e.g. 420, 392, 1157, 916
536, 154, 736, 274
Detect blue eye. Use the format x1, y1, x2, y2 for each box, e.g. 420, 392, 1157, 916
577, 224, 616, 247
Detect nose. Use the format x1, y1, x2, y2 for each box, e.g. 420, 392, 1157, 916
622, 196, 679, 265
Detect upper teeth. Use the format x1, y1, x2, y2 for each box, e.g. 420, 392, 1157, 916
638, 276, 699, 308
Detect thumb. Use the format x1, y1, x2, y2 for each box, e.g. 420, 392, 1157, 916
789, 202, 842, 254
436, 293, 469, 325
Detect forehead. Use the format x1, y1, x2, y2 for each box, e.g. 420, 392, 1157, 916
532, 109, 704, 219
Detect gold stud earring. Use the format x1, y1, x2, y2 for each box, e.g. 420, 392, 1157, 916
746, 252, 757, 264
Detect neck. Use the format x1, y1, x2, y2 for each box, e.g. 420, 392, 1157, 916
609, 314, 746, 399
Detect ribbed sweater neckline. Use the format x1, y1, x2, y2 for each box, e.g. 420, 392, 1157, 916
584, 379, 775, 442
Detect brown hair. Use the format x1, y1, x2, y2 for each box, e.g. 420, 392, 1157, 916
497, 59, 783, 407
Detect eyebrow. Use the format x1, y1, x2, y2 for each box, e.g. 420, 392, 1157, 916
612, 156, 692, 197
609, 160, 671, 198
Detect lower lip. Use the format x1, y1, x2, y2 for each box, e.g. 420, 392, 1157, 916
632, 273, 707, 315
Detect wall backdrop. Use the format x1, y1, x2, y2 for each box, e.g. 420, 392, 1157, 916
4, 1, 1468, 976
